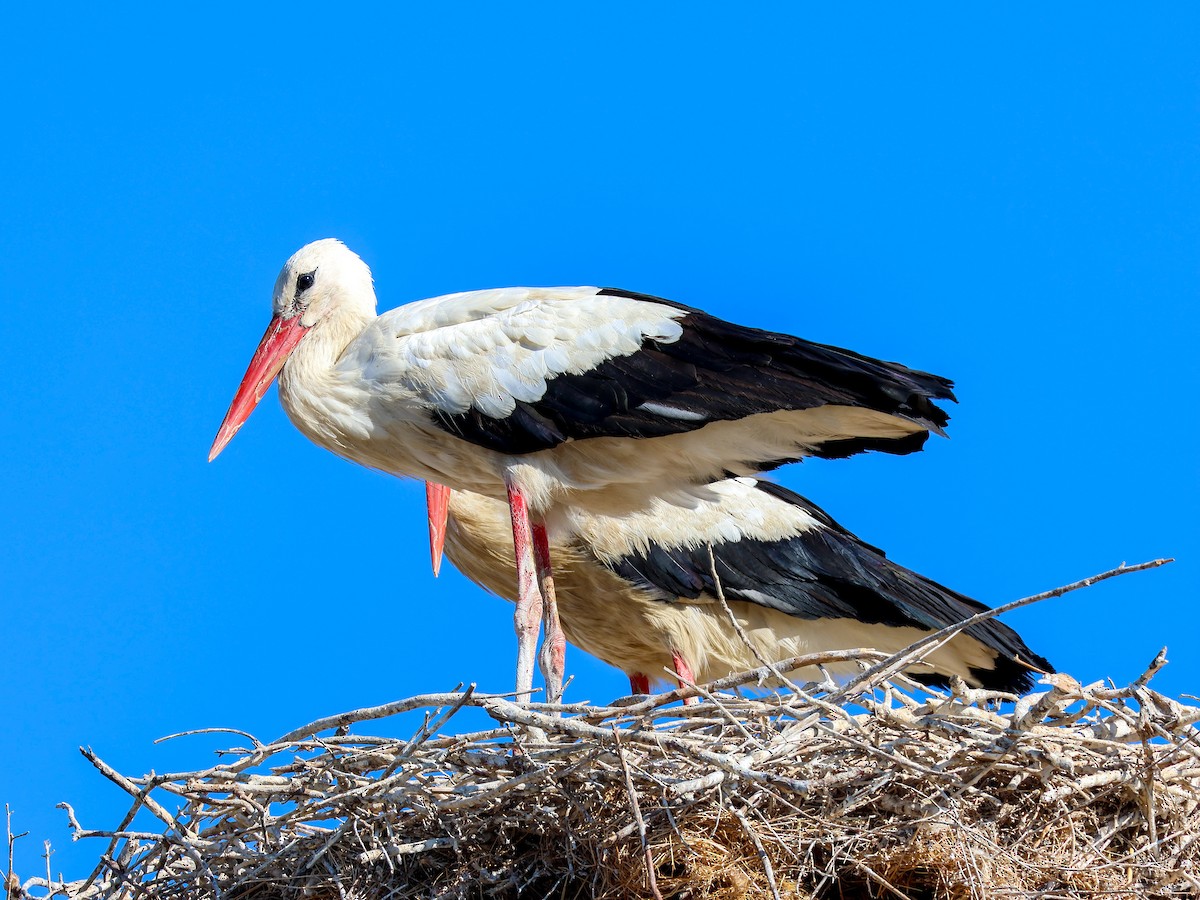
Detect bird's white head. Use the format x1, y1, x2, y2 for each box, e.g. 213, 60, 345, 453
208, 239, 377, 462
272, 238, 376, 327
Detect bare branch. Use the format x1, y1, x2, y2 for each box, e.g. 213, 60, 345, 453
31, 559, 1191, 900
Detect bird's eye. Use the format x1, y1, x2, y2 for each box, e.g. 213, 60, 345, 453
296, 271, 316, 294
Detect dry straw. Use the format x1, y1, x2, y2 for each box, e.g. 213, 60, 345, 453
10, 559, 1199, 900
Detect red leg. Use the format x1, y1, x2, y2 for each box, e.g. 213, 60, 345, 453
506, 480, 542, 702
531, 520, 565, 705
672, 650, 700, 706
629, 673, 650, 695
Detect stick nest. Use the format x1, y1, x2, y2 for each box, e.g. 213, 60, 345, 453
17, 641, 1200, 900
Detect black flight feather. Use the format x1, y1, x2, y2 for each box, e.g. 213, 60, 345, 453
430, 288, 955, 456
607, 481, 1052, 693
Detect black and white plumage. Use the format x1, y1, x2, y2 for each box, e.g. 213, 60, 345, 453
209, 239, 958, 701
211, 240, 955, 516
444, 477, 1053, 694
431, 288, 953, 463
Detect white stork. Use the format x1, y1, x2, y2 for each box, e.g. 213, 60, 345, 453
209, 239, 956, 702
440, 477, 1053, 695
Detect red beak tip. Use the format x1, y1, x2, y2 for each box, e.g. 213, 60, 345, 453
426, 482, 451, 578
208, 313, 306, 468
208, 429, 235, 463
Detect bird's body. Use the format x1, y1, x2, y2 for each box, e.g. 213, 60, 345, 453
211, 239, 958, 700
444, 478, 1052, 693
267, 278, 954, 519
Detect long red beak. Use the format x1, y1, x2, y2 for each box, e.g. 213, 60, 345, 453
426, 482, 451, 577
209, 314, 309, 461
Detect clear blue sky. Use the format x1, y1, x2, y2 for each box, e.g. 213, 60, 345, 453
3, 4, 1196, 882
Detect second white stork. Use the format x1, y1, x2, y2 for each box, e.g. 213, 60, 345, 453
442, 477, 1053, 695
209, 239, 956, 701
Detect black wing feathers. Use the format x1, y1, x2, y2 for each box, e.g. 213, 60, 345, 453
608, 480, 1052, 693
431, 288, 955, 455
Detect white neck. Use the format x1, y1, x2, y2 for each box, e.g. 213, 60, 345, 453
277, 306, 376, 451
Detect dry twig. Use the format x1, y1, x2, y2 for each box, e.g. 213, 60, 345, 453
10, 558, 1193, 900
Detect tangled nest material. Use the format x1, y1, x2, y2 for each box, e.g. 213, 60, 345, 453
11, 561, 1200, 900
